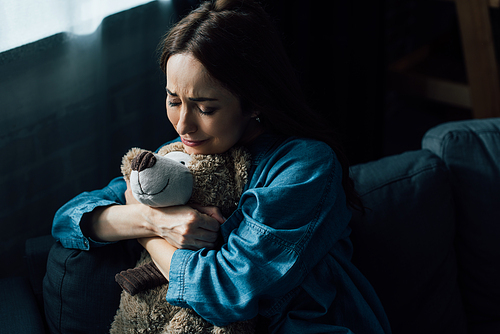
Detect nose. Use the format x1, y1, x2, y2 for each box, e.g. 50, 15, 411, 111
175, 106, 197, 136
131, 152, 156, 172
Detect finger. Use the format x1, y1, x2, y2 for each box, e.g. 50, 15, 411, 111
166, 232, 216, 250
193, 229, 219, 243
191, 205, 226, 225
199, 215, 222, 232
209, 211, 226, 225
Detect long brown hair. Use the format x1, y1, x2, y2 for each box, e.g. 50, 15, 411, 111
159, 0, 363, 212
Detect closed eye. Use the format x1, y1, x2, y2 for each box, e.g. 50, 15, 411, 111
168, 100, 216, 115
197, 106, 216, 115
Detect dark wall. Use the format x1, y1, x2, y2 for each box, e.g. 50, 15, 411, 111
0, 1, 179, 278
258, 1, 386, 165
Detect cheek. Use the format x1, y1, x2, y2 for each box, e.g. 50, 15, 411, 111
166, 106, 178, 126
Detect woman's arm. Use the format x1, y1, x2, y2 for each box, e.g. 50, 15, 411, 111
54, 176, 222, 250
138, 237, 177, 279
80, 204, 157, 242
82, 181, 224, 249
83, 203, 223, 249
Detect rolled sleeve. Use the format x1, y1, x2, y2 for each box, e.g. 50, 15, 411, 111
52, 177, 127, 250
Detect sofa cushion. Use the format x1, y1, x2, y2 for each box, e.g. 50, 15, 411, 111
422, 118, 500, 332
43, 240, 142, 334
349, 150, 466, 334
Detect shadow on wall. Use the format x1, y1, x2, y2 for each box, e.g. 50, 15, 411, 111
0, 1, 180, 278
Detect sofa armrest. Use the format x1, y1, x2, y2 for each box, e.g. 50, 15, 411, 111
422, 118, 500, 332
350, 149, 466, 334
0, 276, 46, 333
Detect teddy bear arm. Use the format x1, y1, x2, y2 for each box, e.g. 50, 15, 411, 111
115, 261, 168, 296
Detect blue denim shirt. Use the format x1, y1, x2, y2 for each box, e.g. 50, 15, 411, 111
52, 134, 391, 334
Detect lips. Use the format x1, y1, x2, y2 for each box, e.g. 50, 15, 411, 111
181, 137, 207, 147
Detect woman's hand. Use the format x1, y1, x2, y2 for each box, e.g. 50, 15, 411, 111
126, 180, 223, 250
147, 204, 223, 250
135, 204, 226, 280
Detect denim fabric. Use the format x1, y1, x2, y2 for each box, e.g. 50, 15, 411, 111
166, 135, 390, 333
51, 134, 391, 333
52, 176, 126, 250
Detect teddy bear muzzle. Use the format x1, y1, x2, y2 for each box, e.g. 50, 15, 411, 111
131, 151, 156, 172
129, 151, 194, 207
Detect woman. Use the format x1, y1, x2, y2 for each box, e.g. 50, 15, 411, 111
51, 0, 391, 333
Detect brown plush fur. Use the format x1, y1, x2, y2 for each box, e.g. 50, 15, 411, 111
110, 142, 256, 334
120, 142, 250, 217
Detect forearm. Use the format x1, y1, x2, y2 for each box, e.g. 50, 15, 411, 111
82, 204, 158, 242
139, 237, 177, 279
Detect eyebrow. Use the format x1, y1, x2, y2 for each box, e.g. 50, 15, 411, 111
166, 88, 218, 102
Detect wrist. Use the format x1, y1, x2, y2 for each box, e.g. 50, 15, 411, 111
139, 205, 161, 237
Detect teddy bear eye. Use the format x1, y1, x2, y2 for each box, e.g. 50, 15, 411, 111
179, 161, 186, 165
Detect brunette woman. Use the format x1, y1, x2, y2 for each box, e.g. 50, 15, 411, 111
50, 1, 391, 333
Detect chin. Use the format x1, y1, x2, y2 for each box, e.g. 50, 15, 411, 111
183, 145, 210, 155
184, 143, 230, 155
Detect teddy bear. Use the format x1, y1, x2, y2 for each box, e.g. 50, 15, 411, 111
109, 141, 257, 334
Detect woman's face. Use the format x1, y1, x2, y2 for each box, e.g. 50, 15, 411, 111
166, 53, 261, 155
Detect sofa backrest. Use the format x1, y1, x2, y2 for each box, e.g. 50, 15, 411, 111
349, 149, 466, 334
422, 118, 500, 333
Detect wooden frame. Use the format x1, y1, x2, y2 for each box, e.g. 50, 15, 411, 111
388, 0, 500, 118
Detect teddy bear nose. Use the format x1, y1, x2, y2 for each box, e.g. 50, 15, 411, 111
131, 151, 157, 172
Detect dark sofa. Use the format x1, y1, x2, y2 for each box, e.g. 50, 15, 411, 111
350, 117, 500, 333
1, 117, 499, 333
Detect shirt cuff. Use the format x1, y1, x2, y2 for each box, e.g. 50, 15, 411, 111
54, 200, 119, 250
166, 248, 195, 308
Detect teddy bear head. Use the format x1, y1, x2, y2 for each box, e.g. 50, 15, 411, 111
121, 142, 251, 218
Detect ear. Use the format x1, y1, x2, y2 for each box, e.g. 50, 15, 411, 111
250, 111, 261, 123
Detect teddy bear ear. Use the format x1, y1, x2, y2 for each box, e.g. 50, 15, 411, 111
121, 147, 147, 180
